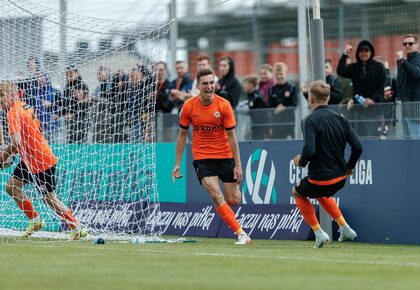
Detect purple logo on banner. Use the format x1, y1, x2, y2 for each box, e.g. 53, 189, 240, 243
147, 203, 222, 237
217, 204, 314, 240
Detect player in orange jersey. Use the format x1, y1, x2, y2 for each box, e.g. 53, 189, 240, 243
172, 68, 251, 245
0, 81, 86, 240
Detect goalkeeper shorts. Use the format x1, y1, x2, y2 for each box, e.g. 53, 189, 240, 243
12, 161, 57, 194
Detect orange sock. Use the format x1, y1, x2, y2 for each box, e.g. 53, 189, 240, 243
17, 199, 38, 220
60, 209, 78, 230
295, 196, 320, 231
215, 202, 241, 234
316, 197, 341, 219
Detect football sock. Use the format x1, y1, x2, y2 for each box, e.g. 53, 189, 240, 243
316, 197, 347, 226
295, 195, 320, 231
17, 199, 39, 220
60, 209, 79, 230
215, 202, 241, 233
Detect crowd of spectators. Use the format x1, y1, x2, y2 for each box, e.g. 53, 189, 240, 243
10, 34, 420, 144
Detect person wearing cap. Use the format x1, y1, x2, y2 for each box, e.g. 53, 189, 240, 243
337, 40, 386, 138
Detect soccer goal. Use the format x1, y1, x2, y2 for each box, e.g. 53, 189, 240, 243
0, 0, 172, 241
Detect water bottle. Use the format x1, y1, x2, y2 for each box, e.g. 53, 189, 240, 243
354, 94, 366, 107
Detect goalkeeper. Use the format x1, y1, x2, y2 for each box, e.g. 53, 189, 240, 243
0, 81, 86, 240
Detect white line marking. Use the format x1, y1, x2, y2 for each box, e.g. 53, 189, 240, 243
2, 242, 419, 268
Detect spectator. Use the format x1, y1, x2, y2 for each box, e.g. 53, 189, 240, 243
154, 61, 172, 113
68, 81, 91, 143
375, 57, 398, 139
55, 67, 91, 143
301, 59, 343, 105
337, 40, 386, 138
257, 64, 276, 105
151, 61, 177, 142
127, 66, 148, 142
110, 70, 130, 143
92, 65, 113, 143
339, 57, 354, 104
23, 56, 43, 108
35, 75, 62, 143
169, 60, 192, 113
216, 56, 242, 109
269, 62, 297, 139
242, 74, 266, 140
324, 59, 343, 104
396, 34, 420, 138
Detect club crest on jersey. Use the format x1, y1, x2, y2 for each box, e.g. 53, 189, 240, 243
214, 111, 221, 118
284, 91, 290, 97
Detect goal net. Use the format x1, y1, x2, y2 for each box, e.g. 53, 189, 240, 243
0, 0, 171, 241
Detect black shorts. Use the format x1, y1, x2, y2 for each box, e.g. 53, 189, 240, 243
295, 176, 346, 198
193, 158, 236, 184
12, 161, 57, 194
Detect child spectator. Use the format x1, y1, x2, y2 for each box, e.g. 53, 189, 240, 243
243, 74, 266, 140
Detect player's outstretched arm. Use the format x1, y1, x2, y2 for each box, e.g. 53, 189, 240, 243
172, 128, 188, 181
0, 132, 19, 163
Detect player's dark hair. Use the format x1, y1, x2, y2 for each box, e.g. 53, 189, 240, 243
196, 68, 215, 83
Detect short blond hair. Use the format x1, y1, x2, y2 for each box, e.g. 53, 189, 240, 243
273, 62, 288, 73
309, 80, 330, 101
0, 81, 16, 99
243, 74, 258, 87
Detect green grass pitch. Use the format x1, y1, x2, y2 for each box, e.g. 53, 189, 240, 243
1, 237, 419, 290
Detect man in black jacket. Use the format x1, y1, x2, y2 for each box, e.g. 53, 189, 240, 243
396, 34, 420, 138
292, 80, 362, 248
337, 40, 386, 138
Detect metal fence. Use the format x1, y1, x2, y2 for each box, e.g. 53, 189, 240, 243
156, 101, 420, 142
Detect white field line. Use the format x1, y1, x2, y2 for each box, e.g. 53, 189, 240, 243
2, 242, 420, 268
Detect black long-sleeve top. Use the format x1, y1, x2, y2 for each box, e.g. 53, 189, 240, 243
337, 54, 385, 103
397, 51, 420, 102
299, 105, 363, 180
268, 82, 297, 108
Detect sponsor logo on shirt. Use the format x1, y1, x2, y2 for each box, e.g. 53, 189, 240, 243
193, 124, 223, 132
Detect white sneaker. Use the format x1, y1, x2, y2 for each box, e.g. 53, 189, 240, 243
314, 230, 330, 248
338, 226, 357, 242
235, 232, 252, 245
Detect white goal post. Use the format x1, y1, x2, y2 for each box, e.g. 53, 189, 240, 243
0, 0, 172, 241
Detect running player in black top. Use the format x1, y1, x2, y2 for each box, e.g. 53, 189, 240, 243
292, 80, 363, 248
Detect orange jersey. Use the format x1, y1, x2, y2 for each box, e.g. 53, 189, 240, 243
179, 95, 236, 160
7, 100, 57, 174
